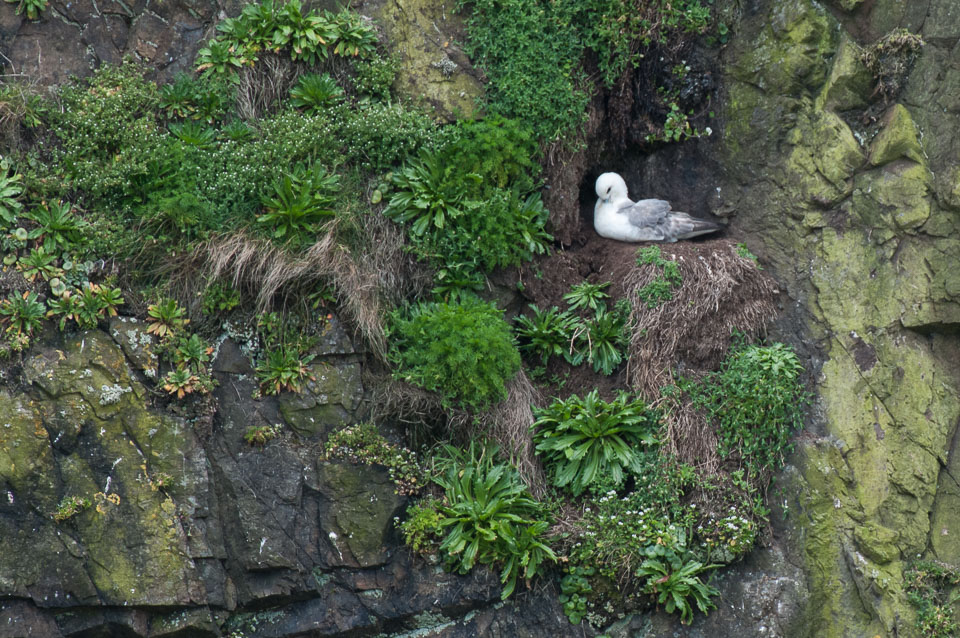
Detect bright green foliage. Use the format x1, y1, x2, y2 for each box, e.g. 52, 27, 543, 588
382, 150, 479, 237
0, 159, 24, 224
514, 304, 579, 365
0, 291, 45, 337
46, 283, 123, 330
322, 422, 423, 495
17, 247, 60, 282
196, 0, 378, 76
558, 566, 594, 624
173, 334, 212, 373
289, 73, 344, 112
429, 444, 555, 599
399, 498, 445, 554
257, 163, 338, 242
636, 245, 683, 308
456, 0, 590, 142
904, 560, 960, 638
201, 282, 241, 315
333, 101, 448, 172
532, 390, 658, 495
256, 345, 315, 395
580, 303, 630, 375
168, 121, 217, 149
4, 0, 47, 20
563, 281, 610, 313
437, 116, 541, 194
384, 149, 551, 286
53, 495, 91, 522
23, 200, 88, 254
146, 298, 189, 340
351, 56, 397, 100
636, 545, 719, 625
388, 298, 520, 411
158, 73, 234, 122
683, 339, 806, 479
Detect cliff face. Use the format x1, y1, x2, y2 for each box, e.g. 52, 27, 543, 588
716, 1, 960, 635
2, 0, 960, 636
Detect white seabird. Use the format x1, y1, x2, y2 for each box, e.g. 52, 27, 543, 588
593, 172, 721, 242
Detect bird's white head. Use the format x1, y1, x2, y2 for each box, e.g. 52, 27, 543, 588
595, 172, 628, 203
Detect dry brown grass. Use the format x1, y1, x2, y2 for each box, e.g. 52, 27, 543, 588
462, 370, 547, 496
236, 53, 302, 121
625, 241, 778, 467
174, 216, 429, 360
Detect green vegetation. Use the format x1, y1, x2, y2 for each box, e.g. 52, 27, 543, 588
243, 424, 283, 447
4, 0, 47, 20
53, 495, 91, 522
322, 422, 423, 495
636, 245, 683, 308
636, 547, 719, 625
401, 444, 555, 600
905, 560, 960, 637
682, 339, 806, 479
514, 283, 630, 376
532, 391, 658, 496
389, 298, 520, 410
456, 0, 718, 142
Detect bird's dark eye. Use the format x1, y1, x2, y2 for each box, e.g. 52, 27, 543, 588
605, 187, 611, 193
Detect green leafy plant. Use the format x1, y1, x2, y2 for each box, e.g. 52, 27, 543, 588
146, 298, 189, 340
382, 150, 479, 237
162, 368, 208, 399
636, 245, 683, 308
244, 424, 283, 447
636, 545, 719, 625
168, 121, 217, 149
289, 73, 344, 112
327, 8, 379, 57
0, 291, 45, 337
256, 345, 315, 395
580, 303, 631, 375
46, 283, 123, 330
0, 158, 24, 224
201, 282, 241, 315
418, 444, 556, 599
322, 422, 423, 495
514, 304, 578, 365
351, 56, 398, 100
173, 333, 213, 373
53, 495, 91, 522
388, 298, 520, 410
532, 390, 659, 495
17, 247, 61, 282
682, 339, 806, 479
257, 163, 339, 241
196, 39, 253, 76
563, 281, 610, 313
905, 560, 960, 638
23, 200, 88, 254
4, 0, 47, 20
558, 566, 595, 624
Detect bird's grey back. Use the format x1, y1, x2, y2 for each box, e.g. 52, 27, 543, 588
618, 199, 719, 242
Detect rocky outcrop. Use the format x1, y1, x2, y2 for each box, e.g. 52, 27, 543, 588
714, 1, 960, 635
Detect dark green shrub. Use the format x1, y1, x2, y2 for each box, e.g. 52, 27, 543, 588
514, 304, 579, 365
636, 545, 719, 625
437, 116, 540, 194
257, 163, 339, 242
351, 56, 398, 100
905, 560, 960, 638
388, 298, 520, 410
532, 390, 658, 495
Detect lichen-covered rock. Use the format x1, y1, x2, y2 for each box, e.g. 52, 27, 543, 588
315, 461, 405, 568
868, 104, 924, 166
362, 0, 485, 120
816, 33, 873, 112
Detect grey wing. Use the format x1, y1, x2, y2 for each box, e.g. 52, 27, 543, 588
662, 212, 722, 241
619, 199, 672, 227
619, 199, 673, 240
